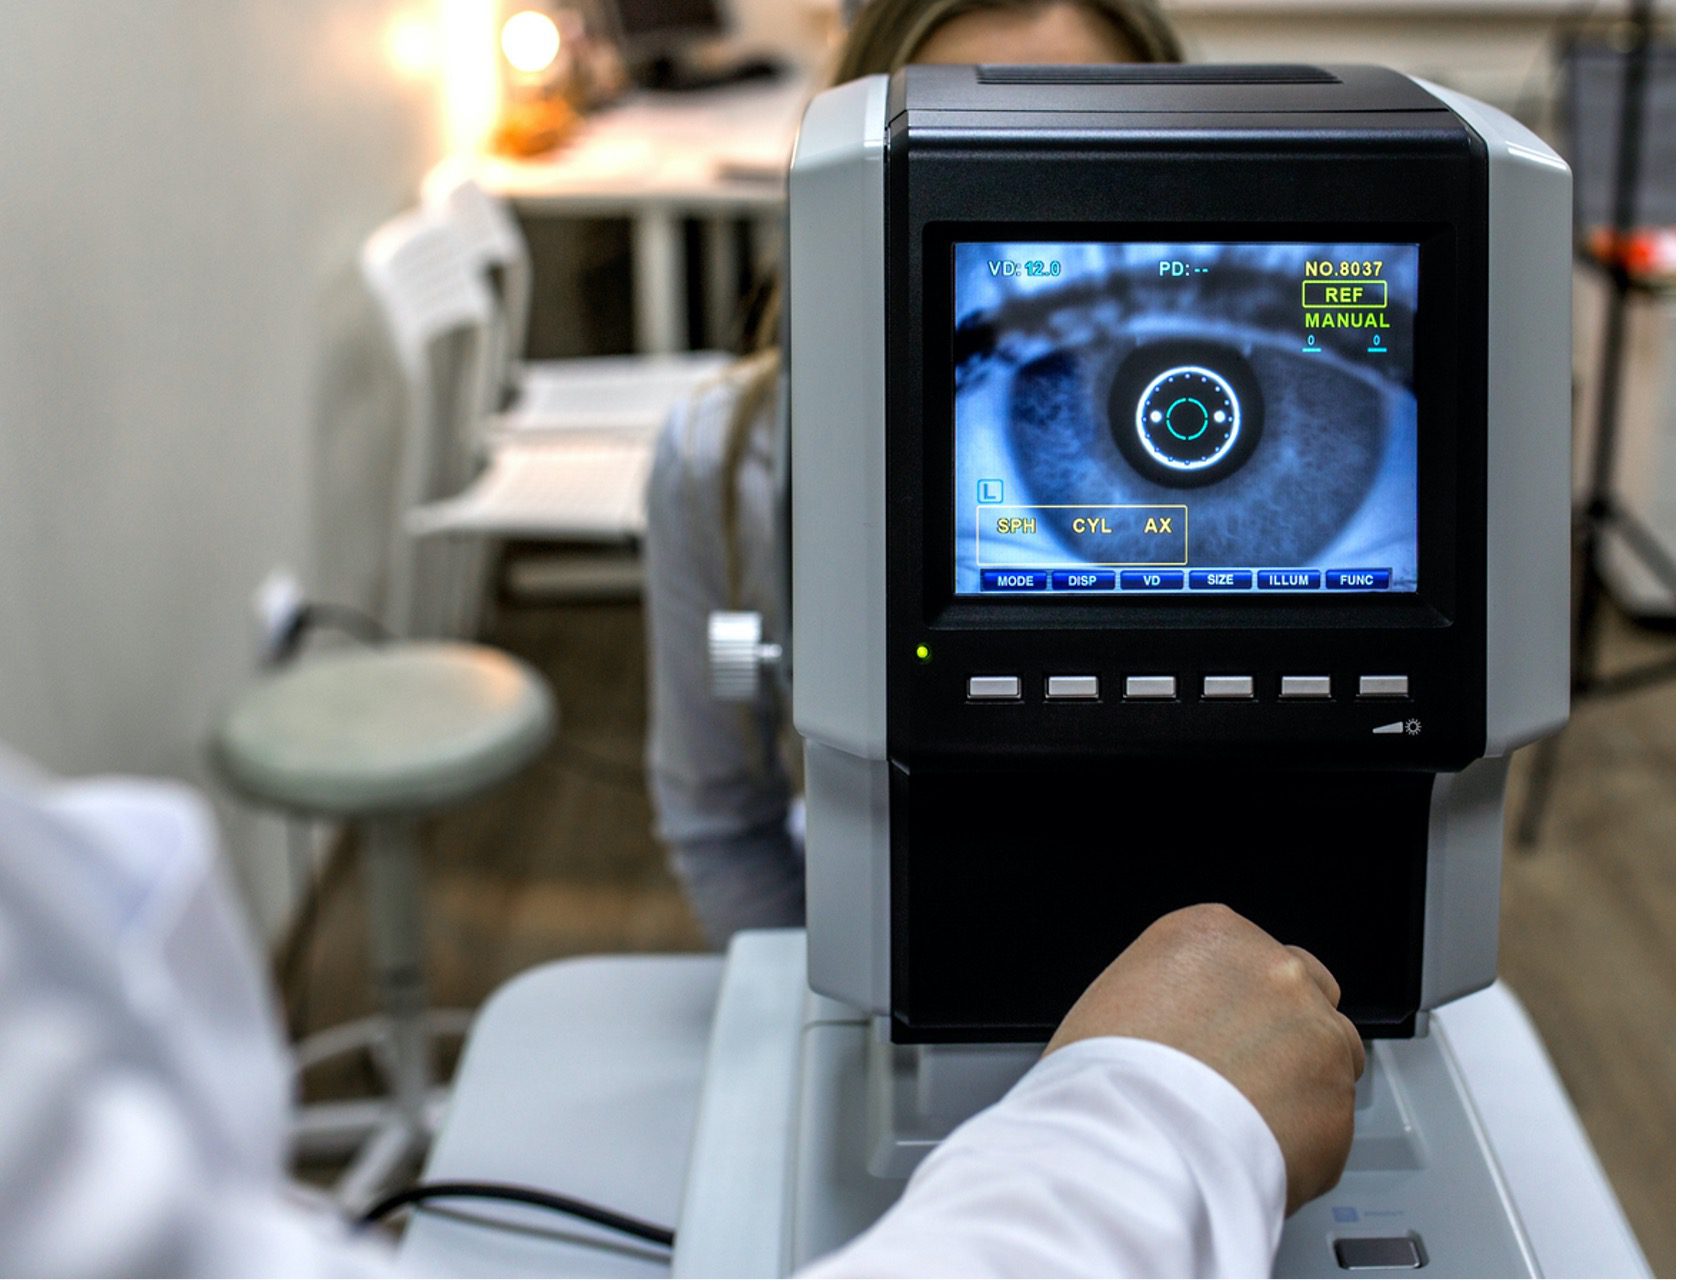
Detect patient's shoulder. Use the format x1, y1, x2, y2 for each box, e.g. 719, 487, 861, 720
655, 353, 779, 486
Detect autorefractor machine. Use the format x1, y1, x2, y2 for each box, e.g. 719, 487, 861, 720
689, 64, 1573, 1276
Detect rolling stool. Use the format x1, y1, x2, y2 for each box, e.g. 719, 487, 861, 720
213, 641, 555, 1211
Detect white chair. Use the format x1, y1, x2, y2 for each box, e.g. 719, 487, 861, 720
420, 160, 732, 446
419, 165, 730, 584
358, 207, 501, 639
406, 432, 660, 544
360, 206, 662, 624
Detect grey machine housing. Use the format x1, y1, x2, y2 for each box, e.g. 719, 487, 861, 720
789, 65, 1570, 1042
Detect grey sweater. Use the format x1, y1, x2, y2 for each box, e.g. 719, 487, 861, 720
644, 369, 804, 946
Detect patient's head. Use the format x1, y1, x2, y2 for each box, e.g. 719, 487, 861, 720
722, 0, 1183, 482
833, 0, 1183, 84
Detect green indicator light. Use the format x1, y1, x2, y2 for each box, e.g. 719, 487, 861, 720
915, 644, 931, 663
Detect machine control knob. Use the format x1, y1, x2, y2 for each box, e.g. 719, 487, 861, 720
707, 610, 784, 703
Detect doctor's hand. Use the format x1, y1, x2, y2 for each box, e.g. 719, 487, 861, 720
1044, 903, 1364, 1215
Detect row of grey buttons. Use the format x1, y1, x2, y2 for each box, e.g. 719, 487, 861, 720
968, 674, 1410, 701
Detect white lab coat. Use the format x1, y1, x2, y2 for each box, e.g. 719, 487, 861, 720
0, 752, 1285, 1278
0, 751, 384, 1276
805, 1038, 1286, 1277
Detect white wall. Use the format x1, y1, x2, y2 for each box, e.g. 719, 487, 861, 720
0, 1, 447, 939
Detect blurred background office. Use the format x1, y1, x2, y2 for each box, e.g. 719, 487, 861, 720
0, 0, 1672, 1271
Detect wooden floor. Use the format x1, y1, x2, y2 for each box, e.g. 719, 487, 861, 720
284, 597, 1674, 1274
1499, 610, 1676, 1274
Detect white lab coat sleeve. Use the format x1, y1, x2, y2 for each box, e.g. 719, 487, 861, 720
802, 1037, 1288, 1279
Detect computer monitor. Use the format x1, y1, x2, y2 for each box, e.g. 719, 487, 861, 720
604, 0, 783, 92
607, 0, 725, 61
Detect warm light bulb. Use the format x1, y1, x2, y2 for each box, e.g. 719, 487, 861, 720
501, 9, 561, 74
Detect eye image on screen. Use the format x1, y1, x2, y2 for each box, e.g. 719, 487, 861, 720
952, 242, 1419, 595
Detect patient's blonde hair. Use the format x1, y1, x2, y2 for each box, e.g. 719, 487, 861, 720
834, 0, 1181, 86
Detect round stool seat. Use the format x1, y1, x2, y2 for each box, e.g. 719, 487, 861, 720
214, 642, 555, 818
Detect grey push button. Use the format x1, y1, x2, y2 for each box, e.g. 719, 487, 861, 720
1358, 674, 1410, 699
1280, 675, 1333, 699
1046, 675, 1099, 701
967, 675, 1020, 701
1203, 675, 1254, 700
1124, 675, 1177, 701
1334, 1236, 1424, 1270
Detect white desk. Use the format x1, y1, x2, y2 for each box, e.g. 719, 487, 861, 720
477, 79, 810, 354
396, 955, 723, 1278
398, 933, 1649, 1278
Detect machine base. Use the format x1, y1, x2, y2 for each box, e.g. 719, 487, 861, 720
785, 1007, 1535, 1276
676, 932, 1555, 1278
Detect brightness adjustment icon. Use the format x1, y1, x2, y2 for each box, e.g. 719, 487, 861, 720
1373, 719, 1424, 736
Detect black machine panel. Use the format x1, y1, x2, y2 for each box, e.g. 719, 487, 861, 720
893, 764, 1432, 1041
880, 65, 1490, 1041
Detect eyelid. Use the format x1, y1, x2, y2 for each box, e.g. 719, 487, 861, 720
966, 303, 1410, 392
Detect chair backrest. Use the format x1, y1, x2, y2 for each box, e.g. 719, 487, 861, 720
359, 207, 496, 637
421, 160, 533, 402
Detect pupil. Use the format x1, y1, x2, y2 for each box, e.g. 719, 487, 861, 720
1167, 396, 1208, 441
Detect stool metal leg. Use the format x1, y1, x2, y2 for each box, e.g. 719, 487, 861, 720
288, 820, 478, 1209
311, 817, 440, 1211
360, 818, 434, 1130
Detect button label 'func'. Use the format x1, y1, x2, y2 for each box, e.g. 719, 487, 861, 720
1326, 568, 1392, 590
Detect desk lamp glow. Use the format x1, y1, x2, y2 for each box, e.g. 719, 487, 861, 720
494, 7, 575, 156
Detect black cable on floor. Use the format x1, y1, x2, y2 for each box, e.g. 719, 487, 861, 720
359, 1180, 676, 1249
298, 602, 392, 647
267, 601, 393, 666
